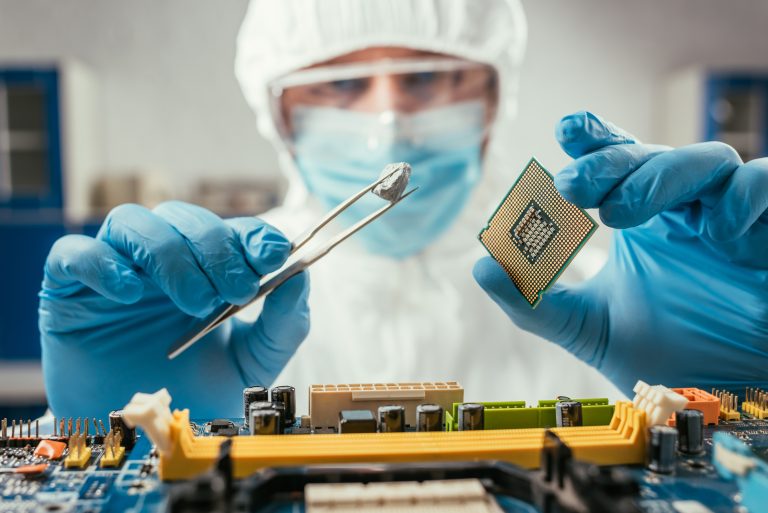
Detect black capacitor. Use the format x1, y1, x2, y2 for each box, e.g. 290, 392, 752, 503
416, 404, 443, 432
378, 405, 406, 432
216, 426, 239, 437
208, 419, 238, 437
270, 386, 296, 425
209, 419, 234, 434
555, 400, 583, 427
457, 403, 485, 431
249, 409, 282, 435
109, 410, 136, 449
675, 409, 704, 455
647, 425, 678, 474
243, 386, 269, 426
339, 410, 378, 433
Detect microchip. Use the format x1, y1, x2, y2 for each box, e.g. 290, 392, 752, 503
511, 201, 560, 264
478, 158, 597, 307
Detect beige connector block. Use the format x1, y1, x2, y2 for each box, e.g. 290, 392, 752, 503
309, 382, 464, 429
632, 380, 688, 426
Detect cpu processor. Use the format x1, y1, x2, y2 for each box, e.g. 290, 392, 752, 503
478, 158, 597, 307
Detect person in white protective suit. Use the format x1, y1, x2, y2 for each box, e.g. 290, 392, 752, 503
233, 0, 620, 411
42, 0, 767, 420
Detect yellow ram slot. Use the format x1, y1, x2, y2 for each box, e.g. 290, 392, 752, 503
158, 401, 646, 481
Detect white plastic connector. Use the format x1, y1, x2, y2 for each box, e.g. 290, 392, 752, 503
122, 388, 174, 455
632, 380, 689, 426
713, 443, 757, 477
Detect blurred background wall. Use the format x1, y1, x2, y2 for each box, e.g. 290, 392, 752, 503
1, 0, 767, 416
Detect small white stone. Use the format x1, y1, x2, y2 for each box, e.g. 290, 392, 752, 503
373, 162, 411, 202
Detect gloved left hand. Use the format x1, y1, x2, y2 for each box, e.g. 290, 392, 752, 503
39, 201, 310, 420
474, 111, 768, 396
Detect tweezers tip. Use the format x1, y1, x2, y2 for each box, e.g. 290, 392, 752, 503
397, 187, 419, 200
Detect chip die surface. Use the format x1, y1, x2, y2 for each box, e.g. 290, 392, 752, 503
478, 158, 597, 307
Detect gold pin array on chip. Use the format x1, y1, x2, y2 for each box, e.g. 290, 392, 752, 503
478, 158, 597, 307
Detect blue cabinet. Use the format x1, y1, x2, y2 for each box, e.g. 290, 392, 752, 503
0, 68, 66, 361
0, 67, 66, 360
0, 65, 98, 416
0, 222, 66, 359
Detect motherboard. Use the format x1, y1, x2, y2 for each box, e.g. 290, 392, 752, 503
1, 381, 767, 513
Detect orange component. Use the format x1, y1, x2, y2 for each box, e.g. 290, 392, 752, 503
667, 388, 720, 426
34, 440, 67, 460
15, 463, 49, 474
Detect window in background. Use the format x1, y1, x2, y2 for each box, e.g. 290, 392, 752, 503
0, 69, 62, 211
707, 75, 767, 163
660, 68, 768, 162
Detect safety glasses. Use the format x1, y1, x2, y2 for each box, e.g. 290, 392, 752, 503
268, 57, 498, 142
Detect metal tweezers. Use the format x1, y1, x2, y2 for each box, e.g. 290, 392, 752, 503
167, 169, 417, 359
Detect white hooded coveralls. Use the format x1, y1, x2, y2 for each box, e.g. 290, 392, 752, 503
234, 0, 622, 412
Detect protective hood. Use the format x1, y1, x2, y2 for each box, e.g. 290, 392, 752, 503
234, 0, 528, 256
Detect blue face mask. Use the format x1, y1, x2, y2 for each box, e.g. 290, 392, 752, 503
291, 100, 486, 259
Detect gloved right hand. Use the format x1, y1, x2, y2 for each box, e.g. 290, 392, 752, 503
474, 112, 768, 397
39, 201, 310, 420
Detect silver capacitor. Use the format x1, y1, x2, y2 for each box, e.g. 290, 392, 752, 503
675, 409, 704, 455
555, 400, 583, 427
249, 409, 282, 435
270, 385, 296, 426
457, 403, 485, 431
378, 405, 405, 432
647, 425, 678, 474
243, 386, 269, 427
416, 404, 443, 432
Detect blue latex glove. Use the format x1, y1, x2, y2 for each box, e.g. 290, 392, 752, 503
474, 111, 768, 396
39, 201, 310, 419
